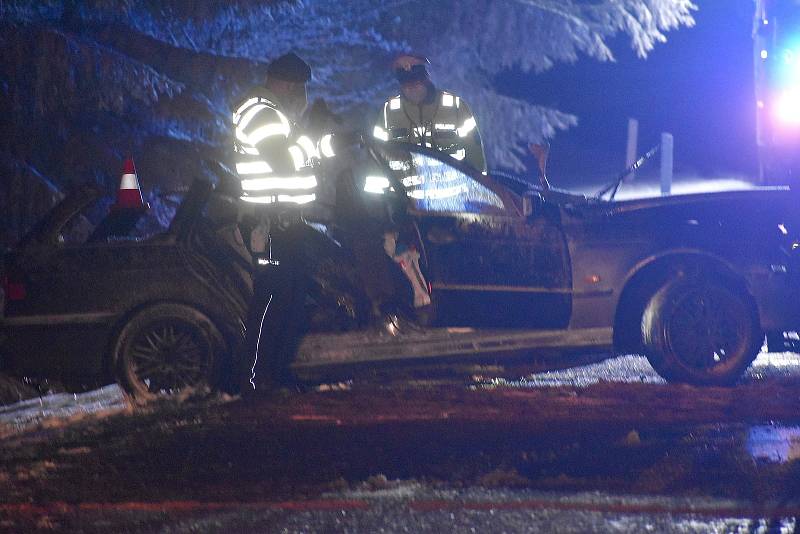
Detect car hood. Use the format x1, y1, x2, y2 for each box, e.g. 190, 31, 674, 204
562, 186, 800, 246
603, 186, 795, 215
560, 186, 798, 224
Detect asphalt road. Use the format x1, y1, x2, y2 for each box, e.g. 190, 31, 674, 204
3, 352, 800, 532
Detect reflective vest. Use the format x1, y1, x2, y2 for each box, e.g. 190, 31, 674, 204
232, 89, 322, 207
373, 89, 487, 174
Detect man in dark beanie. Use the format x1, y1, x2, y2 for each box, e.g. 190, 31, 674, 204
232, 52, 326, 394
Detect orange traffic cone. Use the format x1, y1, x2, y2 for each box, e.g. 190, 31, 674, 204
111, 156, 149, 212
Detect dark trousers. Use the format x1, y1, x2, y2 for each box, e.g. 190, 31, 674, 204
349, 227, 397, 317
242, 222, 309, 392
335, 169, 399, 317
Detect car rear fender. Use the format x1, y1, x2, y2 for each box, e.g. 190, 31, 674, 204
102, 298, 238, 381
613, 250, 755, 355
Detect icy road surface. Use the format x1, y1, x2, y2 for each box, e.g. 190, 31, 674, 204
2, 350, 800, 435
0, 384, 128, 436
4, 351, 800, 532
5, 485, 797, 533
480, 349, 800, 389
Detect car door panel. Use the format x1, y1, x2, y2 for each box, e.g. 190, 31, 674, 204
417, 212, 571, 328
393, 146, 571, 329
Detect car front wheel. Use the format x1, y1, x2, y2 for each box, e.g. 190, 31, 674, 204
112, 303, 225, 400
641, 277, 761, 386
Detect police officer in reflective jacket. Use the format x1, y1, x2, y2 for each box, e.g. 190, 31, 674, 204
374, 53, 487, 177
232, 52, 325, 393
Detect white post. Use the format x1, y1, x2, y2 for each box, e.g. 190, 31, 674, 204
625, 118, 639, 181
660, 132, 673, 196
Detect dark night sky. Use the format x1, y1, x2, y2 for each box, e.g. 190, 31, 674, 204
498, 0, 759, 188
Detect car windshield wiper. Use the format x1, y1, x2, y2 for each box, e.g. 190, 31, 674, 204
595, 144, 661, 201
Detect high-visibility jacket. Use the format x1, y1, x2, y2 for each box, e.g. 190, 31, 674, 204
232, 88, 329, 207
373, 88, 487, 174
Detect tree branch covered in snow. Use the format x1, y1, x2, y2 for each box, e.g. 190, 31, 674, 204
0, 0, 695, 243
105, 0, 695, 169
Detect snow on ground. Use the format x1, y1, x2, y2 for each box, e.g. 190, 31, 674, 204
488, 354, 668, 389
2, 349, 799, 438
0, 384, 129, 436
0, 373, 38, 404
331, 483, 754, 517
477, 350, 800, 389
168, 483, 794, 534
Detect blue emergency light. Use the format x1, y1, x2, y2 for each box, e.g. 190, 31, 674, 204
772, 34, 800, 125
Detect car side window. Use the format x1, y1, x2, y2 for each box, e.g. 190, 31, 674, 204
58, 203, 100, 246
405, 152, 505, 215
57, 197, 160, 246
59, 214, 96, 245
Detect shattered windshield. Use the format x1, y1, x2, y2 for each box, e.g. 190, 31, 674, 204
367, 143, 505, 215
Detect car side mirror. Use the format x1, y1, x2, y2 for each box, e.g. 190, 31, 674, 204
523, 191, 543, 217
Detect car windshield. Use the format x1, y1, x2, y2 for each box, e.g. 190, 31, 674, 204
367, 142, 506, 215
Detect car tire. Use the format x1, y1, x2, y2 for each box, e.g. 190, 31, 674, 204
112, 303, 226, 400
642, 277, 761, 386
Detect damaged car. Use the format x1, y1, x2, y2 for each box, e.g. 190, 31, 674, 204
3, 140, 800, 397
0, 181, 252, 398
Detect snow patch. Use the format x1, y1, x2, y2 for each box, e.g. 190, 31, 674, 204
0, 384, 129, 437
334, 478, 427, 500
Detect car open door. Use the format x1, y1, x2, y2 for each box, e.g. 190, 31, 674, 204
383, 145, 572, 328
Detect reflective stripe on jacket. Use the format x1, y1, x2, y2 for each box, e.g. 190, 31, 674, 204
232, 90, 318, 206
373, 89, 486, 175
